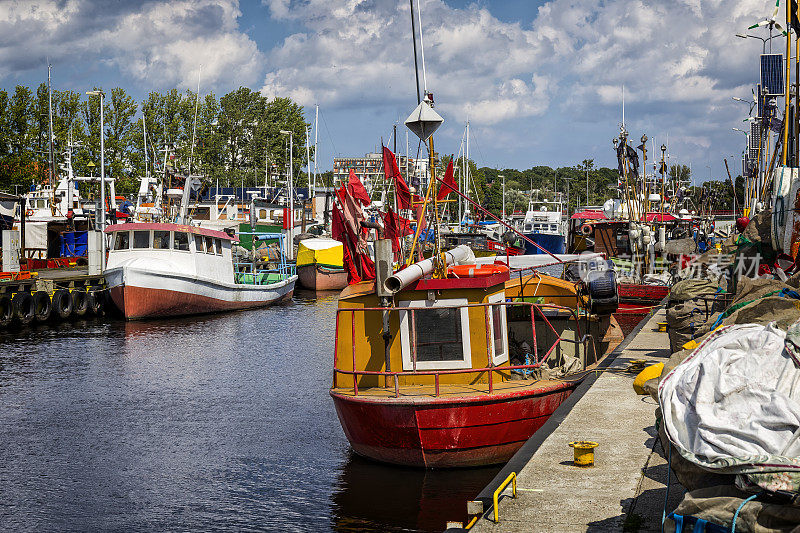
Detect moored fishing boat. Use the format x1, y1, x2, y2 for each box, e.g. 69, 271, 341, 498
296, 237, 348, 290
329, 245, 622, 467
104, 222, 296, 319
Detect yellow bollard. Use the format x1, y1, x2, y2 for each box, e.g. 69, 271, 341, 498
569, 441, 599, 467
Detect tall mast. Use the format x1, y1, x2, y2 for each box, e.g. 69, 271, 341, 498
305, 125, 311, 199
189, 68, 201, 175
47, 64, 55, 184
142, 109, 148, 178
313, 104, 319, 194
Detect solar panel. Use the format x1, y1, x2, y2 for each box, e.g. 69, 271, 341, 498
761, 54, 784, 96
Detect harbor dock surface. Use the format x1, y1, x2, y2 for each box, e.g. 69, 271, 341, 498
470, 308, 685, 533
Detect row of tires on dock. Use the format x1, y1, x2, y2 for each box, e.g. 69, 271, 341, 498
0, 288, 107, 327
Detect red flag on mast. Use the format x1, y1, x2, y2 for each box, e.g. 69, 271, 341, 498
382, 145, 412, 210
347, 169, 371, 207
436, 158, 457, 201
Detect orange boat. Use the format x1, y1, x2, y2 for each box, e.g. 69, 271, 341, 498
330, 245, 623, 467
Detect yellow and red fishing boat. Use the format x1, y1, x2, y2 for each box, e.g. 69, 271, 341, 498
330, 244, 623, 467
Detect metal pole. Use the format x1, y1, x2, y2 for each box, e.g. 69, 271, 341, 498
99, 92, 106, 270
314, 104, 319, 195
409, 0, 421, 104
47, 64, 55, 185
289, 132, 294, 260
783, 10, 792, 166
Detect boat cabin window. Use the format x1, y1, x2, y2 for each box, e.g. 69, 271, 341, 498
194, 235, 205, 253
399, 298, 472, 371
173, 232, 189, 251
133, 230, 150, 249
205, 236, 214, 254
113, 231, 130, 250
214, 238, 223, 255
153, 230, 170, 250
488, 293, 508, 365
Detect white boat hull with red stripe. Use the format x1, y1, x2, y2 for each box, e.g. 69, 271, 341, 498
104, 222, 296, 320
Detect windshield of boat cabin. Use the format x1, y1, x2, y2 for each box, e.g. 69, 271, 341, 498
153, 231, 170, 249
413, 307, 463, 362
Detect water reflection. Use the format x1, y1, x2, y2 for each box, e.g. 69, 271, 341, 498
331, 453, 499, 532
0, 292, 494, 532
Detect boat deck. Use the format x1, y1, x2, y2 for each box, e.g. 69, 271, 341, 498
331, 375, 584, 401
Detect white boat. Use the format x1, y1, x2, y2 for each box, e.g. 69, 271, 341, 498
104, 222, 296, 319
520, 194, 567, 255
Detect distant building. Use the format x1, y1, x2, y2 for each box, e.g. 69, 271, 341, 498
333, 153, 438, 194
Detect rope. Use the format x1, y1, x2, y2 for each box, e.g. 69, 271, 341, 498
731, 492, 761, 532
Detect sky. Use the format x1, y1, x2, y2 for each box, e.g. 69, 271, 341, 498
0, 0, 777, 184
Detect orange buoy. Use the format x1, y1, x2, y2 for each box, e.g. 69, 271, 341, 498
447, 264, 509, 278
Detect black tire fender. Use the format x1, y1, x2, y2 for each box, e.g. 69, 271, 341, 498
12, 292, 34, 325
52, 289, 73, 320
71, 290, 88, 317
32, 291, 52, 322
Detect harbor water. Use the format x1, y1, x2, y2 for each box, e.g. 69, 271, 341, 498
0, 291, 498, 532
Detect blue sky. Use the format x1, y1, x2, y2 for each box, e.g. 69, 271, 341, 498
0, 0, 773, 185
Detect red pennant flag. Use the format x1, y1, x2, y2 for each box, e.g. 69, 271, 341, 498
381, 208, 415, 260
382, 145, 412, 210
347, 169, 371, 207
436, 159, 456, 201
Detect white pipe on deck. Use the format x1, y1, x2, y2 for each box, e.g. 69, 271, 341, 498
384, 245, 472, 294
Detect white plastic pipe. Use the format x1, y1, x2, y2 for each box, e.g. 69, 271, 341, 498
384, 245, 472, 294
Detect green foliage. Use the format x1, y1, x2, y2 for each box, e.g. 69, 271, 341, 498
0, 83, 312, 195
473, 163, 619, 216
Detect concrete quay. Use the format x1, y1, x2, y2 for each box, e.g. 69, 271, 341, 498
465, 308, 685, 533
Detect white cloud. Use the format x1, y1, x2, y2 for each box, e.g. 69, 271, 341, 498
0, 0, 262, 90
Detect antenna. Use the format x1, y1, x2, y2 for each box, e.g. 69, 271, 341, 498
622, 85, 625, 128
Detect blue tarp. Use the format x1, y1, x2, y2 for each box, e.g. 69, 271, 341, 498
60, 231, 88, 257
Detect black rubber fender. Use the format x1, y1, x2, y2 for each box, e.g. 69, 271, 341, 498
32, 291, 52, 322
52, 289, 73, 320
71, 290, 88, 317
87, 290, 103, 315
12, 292, 34, 325
0, 295, 12, 327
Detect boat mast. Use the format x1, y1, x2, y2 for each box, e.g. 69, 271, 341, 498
189, 68, 201, 175
313, 103, 319, 197
47, 64, 55, 196
305, 124, 311, 201
142, 108, 149, 178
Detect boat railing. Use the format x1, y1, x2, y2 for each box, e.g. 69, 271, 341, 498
333, 301, 598, 398
234, 230, 296, 282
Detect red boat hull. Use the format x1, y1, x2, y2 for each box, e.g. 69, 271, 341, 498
614, 283, 668, 335
330, 382, 577, 468
109, 284, 293, 319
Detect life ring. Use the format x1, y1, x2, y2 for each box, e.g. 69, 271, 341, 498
447, 264, 509, 278
580, 223, 593, 236
71, 290, 89, 317
12, 292, 34, 325
26, 209, 34, 217
32, 291, 52, 322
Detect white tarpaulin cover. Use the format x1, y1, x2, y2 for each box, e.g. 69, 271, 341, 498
659, 322, 800, 485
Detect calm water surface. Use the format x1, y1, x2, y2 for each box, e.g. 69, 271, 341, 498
0, 291, 498, 532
